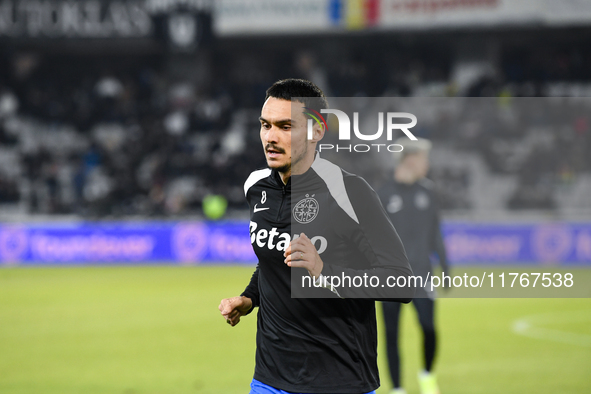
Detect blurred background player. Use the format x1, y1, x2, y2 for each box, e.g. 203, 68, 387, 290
378, 138, 450, 394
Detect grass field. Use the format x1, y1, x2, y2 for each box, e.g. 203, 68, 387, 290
1, 266, 590, 394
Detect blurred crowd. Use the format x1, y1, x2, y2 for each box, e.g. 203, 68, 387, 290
0, 36, 590, 217
0, 52, 262, 217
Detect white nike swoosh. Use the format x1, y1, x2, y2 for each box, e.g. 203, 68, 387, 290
253, 204, 270, 213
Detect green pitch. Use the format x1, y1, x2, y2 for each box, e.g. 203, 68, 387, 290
0, 266, 590, 394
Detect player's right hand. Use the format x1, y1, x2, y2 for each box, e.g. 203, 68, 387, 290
218, 296, 253, 327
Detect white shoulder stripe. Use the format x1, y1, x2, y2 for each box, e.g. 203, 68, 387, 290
244, 168, 272, 196
311, 158, 359, 224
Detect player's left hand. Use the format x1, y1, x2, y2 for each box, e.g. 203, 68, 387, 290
284, 233, 324, 279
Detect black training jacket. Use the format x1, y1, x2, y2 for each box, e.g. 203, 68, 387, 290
241, 154, 413, 393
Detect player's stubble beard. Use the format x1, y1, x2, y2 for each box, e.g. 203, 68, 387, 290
266, 141, 308, 176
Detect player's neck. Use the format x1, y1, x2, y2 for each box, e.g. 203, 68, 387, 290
279, 170, 290, 185
289, 150, 316, 182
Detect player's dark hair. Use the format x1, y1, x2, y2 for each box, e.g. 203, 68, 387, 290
265, 79, 328, 113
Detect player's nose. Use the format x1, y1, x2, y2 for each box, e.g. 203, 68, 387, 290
265, 125, 281, 143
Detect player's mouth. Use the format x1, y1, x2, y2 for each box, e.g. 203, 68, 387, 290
266, 145, 285, 159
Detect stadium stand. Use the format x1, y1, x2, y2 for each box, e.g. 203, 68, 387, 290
1, 30, 591, 219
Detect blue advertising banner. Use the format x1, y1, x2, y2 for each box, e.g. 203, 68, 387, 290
443, 222, 591, 266
0, 221, 256, 265
0, 221, 590, 265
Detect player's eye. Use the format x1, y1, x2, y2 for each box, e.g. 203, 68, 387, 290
283, 125, 291, 131
261, 122, 271, 130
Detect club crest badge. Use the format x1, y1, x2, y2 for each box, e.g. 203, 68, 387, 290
293, 194, 319, 224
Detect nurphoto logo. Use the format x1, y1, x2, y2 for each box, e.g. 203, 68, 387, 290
307, 109, 418, 153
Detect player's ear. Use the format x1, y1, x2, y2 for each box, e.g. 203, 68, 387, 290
310, 122, 325, 143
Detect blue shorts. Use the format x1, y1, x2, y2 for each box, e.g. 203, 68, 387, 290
249, 378, 376, 394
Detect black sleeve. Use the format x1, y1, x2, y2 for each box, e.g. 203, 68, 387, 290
430, 193, 449, 273
321, 176, 415, 302
240, 264, 260, 315
240, 184, 259, 314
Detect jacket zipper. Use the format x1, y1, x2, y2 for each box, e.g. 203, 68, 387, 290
277, 184, 286, 222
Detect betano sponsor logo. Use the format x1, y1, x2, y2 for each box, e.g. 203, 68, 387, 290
249, 221, 327, 254
307, 108, 418, 153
